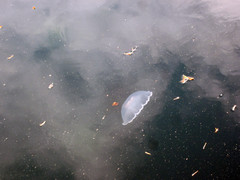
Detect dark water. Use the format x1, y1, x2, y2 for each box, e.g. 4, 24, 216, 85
0, 0, 240, 179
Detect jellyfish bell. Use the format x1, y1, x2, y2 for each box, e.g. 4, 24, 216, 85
121, 91, 153, 125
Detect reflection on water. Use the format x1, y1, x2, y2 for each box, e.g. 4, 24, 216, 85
0, 0, 239, 179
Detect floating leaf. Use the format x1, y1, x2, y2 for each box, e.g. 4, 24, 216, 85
7, 54, 14, 60
48, 83, 54, 89
39, 121, 46, 127
180, 74, 194, 84
123, 46, 138, 56
145, 151, 151, 156
112, 102, 119, 106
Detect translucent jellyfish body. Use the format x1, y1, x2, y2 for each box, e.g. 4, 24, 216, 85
121, 91, 153, 125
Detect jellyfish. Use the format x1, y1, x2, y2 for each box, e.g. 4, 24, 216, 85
121, 91, 153, 125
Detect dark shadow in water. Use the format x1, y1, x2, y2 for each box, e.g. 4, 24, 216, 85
108, 53, 240, 180
97, 69, 124, 93
147, 138, 159, 151
56, 63, 90, 105
33, 30, 66, 62
34, 47, 51, 61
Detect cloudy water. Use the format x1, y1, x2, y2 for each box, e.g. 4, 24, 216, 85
0, 0, 240, 179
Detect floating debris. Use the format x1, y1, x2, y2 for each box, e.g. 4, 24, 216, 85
145, 151, 151, 156
7, 54, 14, 60
131, 46, 137, 52
123, 52, 132, 56
214, 128, 219, 133
48, 83, 54, 89
102, 115, 106, 120
173, 96, 180, 101
192, 170, 199, 177
231, 105, 237, 112
112, 102, 119, 106
32, 6, 36, 10
180, 74, 194, 84
219, 93, 223, 97
0, 25, 2, 29
123, 46, 138, 56
39, 121, 46, 127
203, 142, 207, 150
